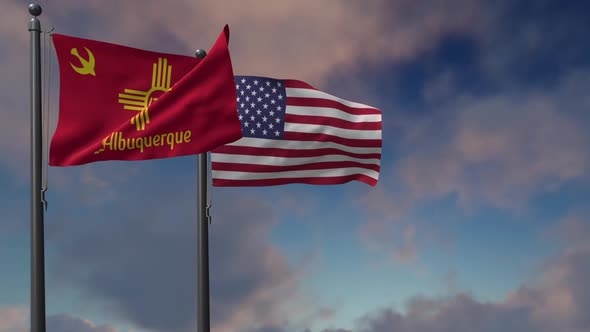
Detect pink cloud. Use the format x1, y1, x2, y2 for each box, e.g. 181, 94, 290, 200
0, 307, 119, 332
0, 306, 27, 332
0, 0, 488, 177
399, 74, 590, 210
48, 0, 484, 85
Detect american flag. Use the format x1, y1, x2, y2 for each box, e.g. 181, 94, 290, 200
211, 76, 382, 186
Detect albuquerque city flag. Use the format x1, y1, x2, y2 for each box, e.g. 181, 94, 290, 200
49, 25, 242, 166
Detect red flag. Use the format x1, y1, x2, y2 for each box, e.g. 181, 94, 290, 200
49, 25, 242, 166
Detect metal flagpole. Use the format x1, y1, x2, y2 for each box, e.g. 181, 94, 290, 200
195, 48, 211, 332
28, 3, 47, 332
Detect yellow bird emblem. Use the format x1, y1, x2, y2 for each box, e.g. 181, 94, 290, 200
69, 47, 96, 76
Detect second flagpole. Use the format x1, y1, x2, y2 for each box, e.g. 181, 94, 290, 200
195, 49, 211, 332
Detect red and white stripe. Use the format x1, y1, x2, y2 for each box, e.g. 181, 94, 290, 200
211, 79, 382, 186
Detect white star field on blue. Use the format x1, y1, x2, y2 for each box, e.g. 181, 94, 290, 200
234, 76, 287, 139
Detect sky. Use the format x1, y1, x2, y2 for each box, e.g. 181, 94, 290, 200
1, 0, 590, 331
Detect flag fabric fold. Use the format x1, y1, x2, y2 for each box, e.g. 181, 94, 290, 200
49, 25, 241, 166
211, 76, 382, 186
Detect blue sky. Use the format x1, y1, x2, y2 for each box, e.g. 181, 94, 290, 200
1, 1, 590, 332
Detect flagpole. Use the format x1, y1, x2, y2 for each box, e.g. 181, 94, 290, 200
195, 48, 210, 332
28, 3, 47, 332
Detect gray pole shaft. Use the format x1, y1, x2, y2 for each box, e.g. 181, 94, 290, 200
197, 153, 210, 332
28, 4, 46, 332
195, 49, 210, 332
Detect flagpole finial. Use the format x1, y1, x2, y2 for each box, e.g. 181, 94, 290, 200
195, 49, 207, 59
28, 3, 42, 16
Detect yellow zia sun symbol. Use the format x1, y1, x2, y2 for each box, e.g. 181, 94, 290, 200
118, 58, 172, 131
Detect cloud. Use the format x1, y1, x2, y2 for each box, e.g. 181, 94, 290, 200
0, 307, 118, 332
208, 194, 313, 332
49, 163, 140, 206
356, 183, 451, 266
47, 314, 119, 332
349, 294, 538, 332
357, 68, 590, 263
504, 213, 590, 330
311, 215, 590, 332
37, 0, 486, 84
0, 307, 27, 332
44, 168, 314, 332
400, 71, 590, 210
0, 0, 490, 177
